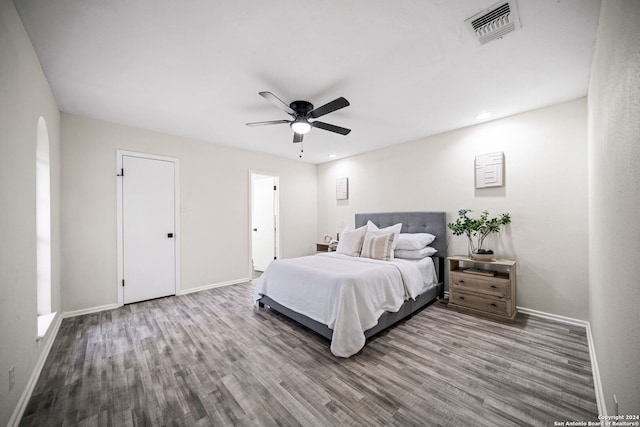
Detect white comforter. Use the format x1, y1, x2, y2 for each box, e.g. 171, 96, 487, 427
253, 252, 437, 357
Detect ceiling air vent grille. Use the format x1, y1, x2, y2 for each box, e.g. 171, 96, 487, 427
465, 0, 521, 45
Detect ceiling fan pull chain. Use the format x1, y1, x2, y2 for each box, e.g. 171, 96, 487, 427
299, 143, 304, 159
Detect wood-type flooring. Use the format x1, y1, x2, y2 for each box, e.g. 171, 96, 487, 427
21, 282, 598, 426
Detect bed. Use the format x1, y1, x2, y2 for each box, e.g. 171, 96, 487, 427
254, 211, 446, 357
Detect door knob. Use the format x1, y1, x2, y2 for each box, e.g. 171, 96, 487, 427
253, 228, 257, 232
167, 233, 174, 238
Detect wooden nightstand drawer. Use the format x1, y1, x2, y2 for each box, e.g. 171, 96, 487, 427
450, 272, 511, 297
449, 290, 510, 316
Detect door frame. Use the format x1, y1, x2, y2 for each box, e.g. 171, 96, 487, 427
116, 150, 181, 306
249, 170, 280, 278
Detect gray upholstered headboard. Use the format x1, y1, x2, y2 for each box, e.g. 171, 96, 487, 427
355, 211, 447, 258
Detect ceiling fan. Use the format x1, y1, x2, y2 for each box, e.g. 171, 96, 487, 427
246, 91, 351, 143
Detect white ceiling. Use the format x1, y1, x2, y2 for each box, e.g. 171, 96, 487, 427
13, 0, 600, 164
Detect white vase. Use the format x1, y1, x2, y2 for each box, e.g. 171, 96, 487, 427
471, 252, 496, 261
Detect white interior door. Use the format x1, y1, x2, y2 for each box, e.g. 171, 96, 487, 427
122, 155, 176, 304
252, 175, 277, 272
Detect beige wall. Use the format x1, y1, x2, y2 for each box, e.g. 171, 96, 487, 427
318, 98, 589, 319
0, 0, 61, 423
61, 114, 317, 312
588, 0, 640, 415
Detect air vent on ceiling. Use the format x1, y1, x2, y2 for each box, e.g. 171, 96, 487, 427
465, 0, 521, 46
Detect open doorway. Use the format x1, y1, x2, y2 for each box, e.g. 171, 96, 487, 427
250, 172, 279, 278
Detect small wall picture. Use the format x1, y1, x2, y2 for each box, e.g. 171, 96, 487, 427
336, 177, 349, 200
475, 152, 504, 188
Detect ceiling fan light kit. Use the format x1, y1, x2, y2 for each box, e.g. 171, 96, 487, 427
291, 120, 311, 134
246, 92, 351, 158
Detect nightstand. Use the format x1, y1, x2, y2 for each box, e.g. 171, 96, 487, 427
316, 243, 330, 252
447, 256, 517, 321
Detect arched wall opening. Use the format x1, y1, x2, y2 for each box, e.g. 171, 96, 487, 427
36, 116, 53, 336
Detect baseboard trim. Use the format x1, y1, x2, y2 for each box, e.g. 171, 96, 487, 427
62, 303, 120, 318
517, 306, 605, 416
8, 313, 62, 427
177, 278, 250, 295
585, 322, 607, 416
517, 306, 588, 327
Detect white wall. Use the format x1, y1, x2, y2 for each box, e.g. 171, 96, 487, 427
588, 0, 640, 415
318, 98, 589, 319
61, 114, 317, 312
0, 0, 61, 423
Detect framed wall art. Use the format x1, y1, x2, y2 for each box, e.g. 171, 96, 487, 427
475, 152, 504, 188
336, 177, 349, 200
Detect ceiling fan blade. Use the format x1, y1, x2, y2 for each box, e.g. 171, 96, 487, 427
308, 97, 350, 119
312, 121, 351, 135
259, 91, 295, 115
293, 132, 304, 143
246, 120, 290, 127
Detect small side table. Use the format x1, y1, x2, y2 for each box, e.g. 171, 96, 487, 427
316, 243, 330, 252
447, 256, 517, 321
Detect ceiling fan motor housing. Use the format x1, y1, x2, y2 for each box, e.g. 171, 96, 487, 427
290, 101, 314, 117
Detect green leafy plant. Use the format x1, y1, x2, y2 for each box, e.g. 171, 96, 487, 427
448, 209, 511, 255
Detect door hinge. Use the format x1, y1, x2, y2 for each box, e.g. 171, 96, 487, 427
274, 256, 277, 260
117, 168, 124, 177
273, 185, 277, 191
122, 279, 125, 287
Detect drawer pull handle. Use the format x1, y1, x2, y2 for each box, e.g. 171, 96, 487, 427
459, 280, 464, 284
459, 296, 465, 300
489, 303, 497, 307
490, 285, 497, 288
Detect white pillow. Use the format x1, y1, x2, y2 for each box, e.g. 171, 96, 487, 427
366, 221, 402, 253
360, 231, 395, 261
394, 246, 438, 259
396, 233, 436, 250
335, 225, 367, 256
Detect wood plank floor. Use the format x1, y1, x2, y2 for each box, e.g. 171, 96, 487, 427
21, 282, 597, 426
